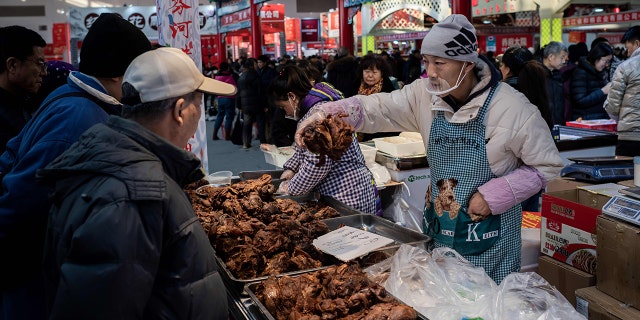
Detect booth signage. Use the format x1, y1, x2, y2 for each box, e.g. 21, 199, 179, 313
285, 18, 301, 42
260, 3, 285, 34
301, 19, 319, 42
472, 0, 537, 18
564, 11, 640, 27
328, 11, 339, 38
375, 31, 428, 42
67, 5, 218, 39
217, 0, 249, 16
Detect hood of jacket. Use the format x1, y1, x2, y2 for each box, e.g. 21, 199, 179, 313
39, 116, 204, 195
301, 82, 344, 117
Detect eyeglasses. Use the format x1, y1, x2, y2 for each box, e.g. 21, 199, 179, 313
23, 58, 46, 72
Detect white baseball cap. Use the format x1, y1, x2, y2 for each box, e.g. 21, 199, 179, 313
123, 47, 236, 103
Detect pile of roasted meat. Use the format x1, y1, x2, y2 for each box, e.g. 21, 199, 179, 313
302, 113, 354, 166
186, 174, 341, 279
254, 263, 418, 320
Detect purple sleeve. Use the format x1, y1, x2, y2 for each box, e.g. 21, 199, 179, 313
477, 165, 545, 215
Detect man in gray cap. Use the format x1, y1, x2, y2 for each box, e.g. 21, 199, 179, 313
0, 13, 151, 318
294, 14, 562, 284
40, 47, 236, 319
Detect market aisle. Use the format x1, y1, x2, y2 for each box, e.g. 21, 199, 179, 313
205, 118, 276, 175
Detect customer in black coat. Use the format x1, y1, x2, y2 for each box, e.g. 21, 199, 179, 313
39, 48, 236, 320
236, 59, 265, 148
325, 47, 360, 98
570, 43, 613, 120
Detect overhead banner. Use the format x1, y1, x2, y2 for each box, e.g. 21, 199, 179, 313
219, 8, 251, 33
328, 11, 339, 38
67, 5, 217, 39
471, 0, 537, 18
158, 0, 208, 172
261, 3, 285, 34
217, 0, 249, 16
301, 18, 319, 42
285, 18, 301, 42
563, 11, 640, 27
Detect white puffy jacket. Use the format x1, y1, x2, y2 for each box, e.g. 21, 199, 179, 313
318, 57, 563, 213
604, 49, 640, 141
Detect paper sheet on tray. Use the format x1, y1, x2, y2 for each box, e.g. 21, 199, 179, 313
312, 226, 395, 261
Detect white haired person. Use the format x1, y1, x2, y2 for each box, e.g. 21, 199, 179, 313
39, 48, 236, 319
294, 14, 562, 284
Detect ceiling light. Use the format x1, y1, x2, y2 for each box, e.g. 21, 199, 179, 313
594, 8, 604, 13
482, 19, 491, 24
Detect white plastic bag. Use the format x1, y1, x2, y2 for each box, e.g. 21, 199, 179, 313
493, 272, 586, 320
379, 245, 495, 320
382, 184, 424, 232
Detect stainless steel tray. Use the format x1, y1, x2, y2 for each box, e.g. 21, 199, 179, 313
321, 214, 431, 250
216, 214, 430, 294
244, 272, 428, 320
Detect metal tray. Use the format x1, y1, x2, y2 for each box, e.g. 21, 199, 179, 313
216, 213, 430, 294
244, 272, 428, 320
375, 151, 428, 171
321, 214, 431, 250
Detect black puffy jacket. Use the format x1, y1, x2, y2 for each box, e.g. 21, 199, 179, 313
236, 69, 263, 114
546, 68, 565, 125
570, 56, 609, 120
39, 116, 227, 320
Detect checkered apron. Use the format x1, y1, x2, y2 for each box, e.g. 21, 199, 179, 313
422, 83, 521, 283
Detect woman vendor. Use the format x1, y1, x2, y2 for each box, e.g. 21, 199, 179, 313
293, 15, 563, 283
268, 65, 381, 216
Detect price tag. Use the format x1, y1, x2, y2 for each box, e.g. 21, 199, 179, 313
312, 226, 395, 261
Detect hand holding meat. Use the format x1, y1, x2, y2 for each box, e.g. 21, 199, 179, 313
301, 113, 354, 166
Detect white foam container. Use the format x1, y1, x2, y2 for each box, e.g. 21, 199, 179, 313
373, 136, 425, 157
262, 147, 295, 168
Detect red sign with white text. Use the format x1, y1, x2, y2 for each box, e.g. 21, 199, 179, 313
285, 18, 300, 42
301, 19, 319, 42
220, 8, 250, 27
564, 11, 640, 27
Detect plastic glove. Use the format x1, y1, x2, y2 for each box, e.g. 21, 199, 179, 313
294, 109, 326, 148
276, 180, 289, 194
280, 169, 295, 180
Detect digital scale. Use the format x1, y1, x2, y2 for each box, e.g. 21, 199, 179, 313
602, 188, 640, 227
560, 156, 634, 183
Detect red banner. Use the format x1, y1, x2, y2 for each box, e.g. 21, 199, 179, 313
478, 34, 532, 54
285, 18, 300, 42
301, 18, 319, 42
328, 11, 339, 38
52, 23, 68, 47
563, 11, 640, 27
568, 32, 586, 43
220, 8, 250, 27
261, 3, 284, 34
597, 33, 624, 45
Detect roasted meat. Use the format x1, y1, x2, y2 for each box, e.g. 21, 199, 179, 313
254, 264, 418, 320
302, 113, 354, 166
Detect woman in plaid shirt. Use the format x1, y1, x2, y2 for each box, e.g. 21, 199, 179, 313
268, 65, 380, 215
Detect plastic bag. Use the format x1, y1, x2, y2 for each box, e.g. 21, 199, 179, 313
494, 273, 586, 320
377, 245, 495, 320
382, 184, 423, 232
368, 162, 391, 186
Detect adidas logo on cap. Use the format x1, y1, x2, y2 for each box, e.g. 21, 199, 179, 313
443, 27, 478, 58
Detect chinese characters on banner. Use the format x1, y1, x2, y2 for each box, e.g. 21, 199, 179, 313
479, 34, 532, 54
563, 11, 640, 27
158, 0, 209, 172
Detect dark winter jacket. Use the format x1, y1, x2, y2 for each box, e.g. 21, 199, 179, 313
236, 69, 263, 114
570, 56, 609, 120
39, 116, 227, 320
546, 67, 565, 125
0, 72, 121, 294
325, 55, 359, 98
0, 87, 35, 153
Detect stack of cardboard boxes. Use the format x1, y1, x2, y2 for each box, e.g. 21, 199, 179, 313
538, 178, 640, 319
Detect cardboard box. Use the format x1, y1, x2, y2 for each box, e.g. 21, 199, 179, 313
540, 190, 601, 274
566, 119, 617, 132
596, 215, 640, 308
576, 287, 640, 320
538, 255, 596, 307
545, 177, 592, 193
577, 183, 625, 210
